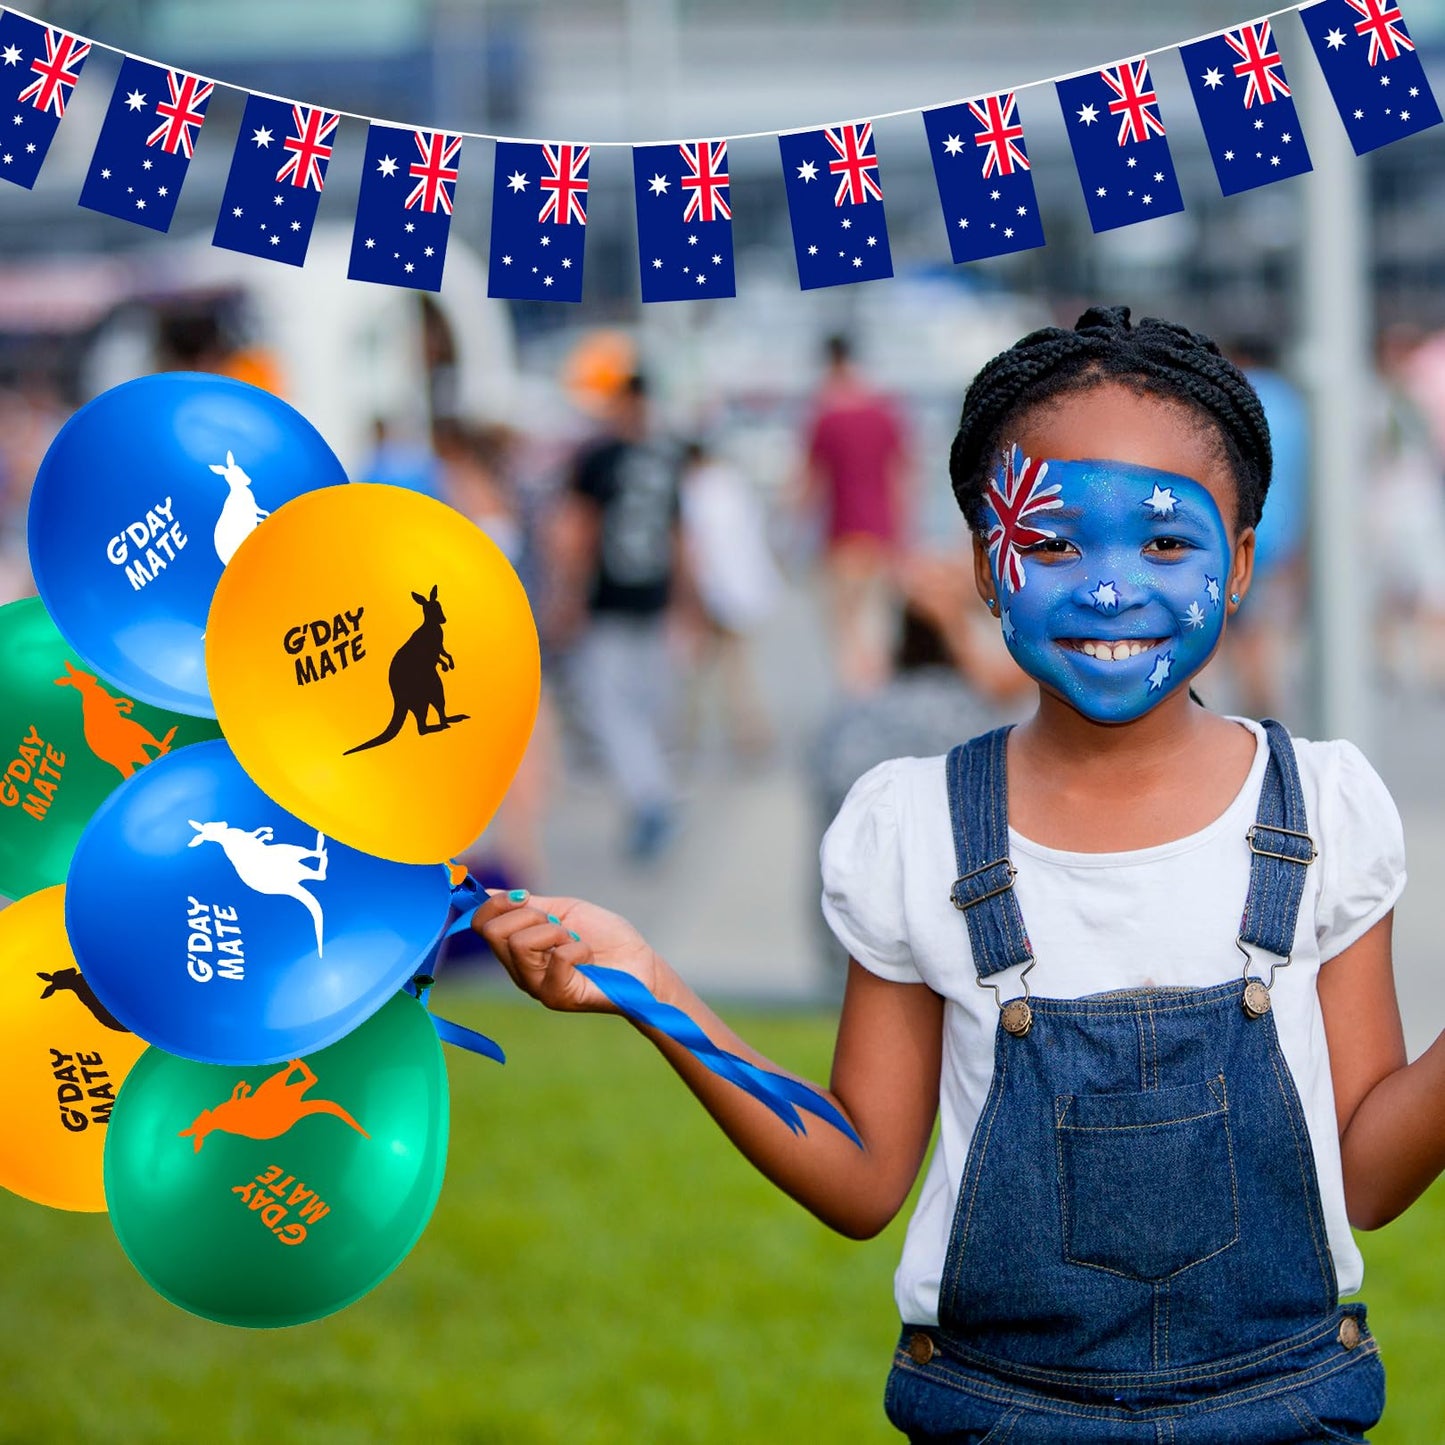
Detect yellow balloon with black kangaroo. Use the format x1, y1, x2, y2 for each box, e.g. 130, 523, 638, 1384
206, 483, 540, 864
0, 886, 148, 1211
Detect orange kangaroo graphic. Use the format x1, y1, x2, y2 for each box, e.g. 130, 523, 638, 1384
177, 1059, 370, 1153
54, 659, 177, 779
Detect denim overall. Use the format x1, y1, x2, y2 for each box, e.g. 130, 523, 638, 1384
884, 724, 1385, 1444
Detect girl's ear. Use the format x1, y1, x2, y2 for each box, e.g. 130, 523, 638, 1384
971, 533, 998, 613
1226, 526, 1257, 616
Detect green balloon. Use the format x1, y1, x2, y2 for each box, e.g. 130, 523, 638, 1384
104, 992, 449, 1328
0, 596, 221, 898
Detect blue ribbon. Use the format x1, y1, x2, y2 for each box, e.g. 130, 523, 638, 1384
408, 914, 506, 1064
577, 964, 862, 1147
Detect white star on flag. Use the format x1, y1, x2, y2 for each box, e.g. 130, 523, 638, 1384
507, 170, 528, 192
252, 127, 273, 147
125, 90, 146, 111
1203, 68, 1223, 88
648, 173, 669, 194
1078, 104, 1098, 125
1325, 28, 1346, 49
943, 134, 964, 155
0, 45, 20, 66
797, 160, 818, 181
377, 155, 398, 177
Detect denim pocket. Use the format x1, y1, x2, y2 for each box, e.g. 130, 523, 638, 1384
1056, 1073, 1238, 1281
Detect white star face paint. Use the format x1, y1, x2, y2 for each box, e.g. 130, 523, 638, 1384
983, 446, 1231, 723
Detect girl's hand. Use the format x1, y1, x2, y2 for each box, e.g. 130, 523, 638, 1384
471, 890, 663, 1014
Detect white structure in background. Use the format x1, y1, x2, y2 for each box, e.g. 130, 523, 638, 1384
79, 225, 518, 474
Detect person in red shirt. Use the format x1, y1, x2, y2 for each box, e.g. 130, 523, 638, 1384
802, 334, 910, 693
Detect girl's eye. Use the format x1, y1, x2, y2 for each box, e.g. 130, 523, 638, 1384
1019, 538, 1078, 562
1143, 536, 1194, 558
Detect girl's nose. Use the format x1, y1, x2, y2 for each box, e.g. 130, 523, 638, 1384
1075, 575, 1141, 613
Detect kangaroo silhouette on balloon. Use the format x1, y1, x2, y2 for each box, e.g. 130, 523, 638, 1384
209, 451, 269, 565
344, 585, 469, 755
36, 967, 129, 1032
177, 1059, 369, 1153
54, 660, 177, 779
187, 819, 329, 957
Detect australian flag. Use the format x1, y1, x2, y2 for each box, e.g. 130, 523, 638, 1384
347, 125, 461, 292
0, 14, 90, 190
779, 123, 893, 289
213, 96, 339, 267
1301, 0, 1442, 154
633, 139, 736, 302
79, 59, 213, 231
488, 141, 590, 302
922, 92, 1044, 263
1182, 21, 1312, 196
1057, 59, 1184, 233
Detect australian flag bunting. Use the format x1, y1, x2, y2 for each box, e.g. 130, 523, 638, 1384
922, 92, 1044, 263
1301, 0, 1442, 154
1056, 60, 1184, 233
488, 141, 590, 302
347, 125, 461, 292
778, 123, 893, 289
213, 97, 339, 267
633, 140, 736, 302
79, 59, 213, 231
0, 14, 90, 190
1182, 21, 1312, 196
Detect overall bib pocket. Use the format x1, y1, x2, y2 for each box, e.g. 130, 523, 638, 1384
1056, 1074, 1239, 1281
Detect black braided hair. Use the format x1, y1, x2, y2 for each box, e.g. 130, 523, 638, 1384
950, 305, 1272, 534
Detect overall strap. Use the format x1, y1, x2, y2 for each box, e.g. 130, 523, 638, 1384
945, 727, 1034, 979
1238, 719, 1317, 960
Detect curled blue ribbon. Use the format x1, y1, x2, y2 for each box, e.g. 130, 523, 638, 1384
408, 912, 506, 1064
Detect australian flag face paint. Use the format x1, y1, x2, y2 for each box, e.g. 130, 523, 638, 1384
985, 446, 1231, 723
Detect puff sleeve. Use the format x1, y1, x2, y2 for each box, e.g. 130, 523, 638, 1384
819, 760, 922, 983
1309, 739, 1407, 964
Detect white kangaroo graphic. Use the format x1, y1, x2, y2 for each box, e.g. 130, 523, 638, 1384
209, 451, 269, 565
187, 820, 329, 957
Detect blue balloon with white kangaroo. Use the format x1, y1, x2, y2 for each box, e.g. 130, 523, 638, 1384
64, 739, 453, 1066
27, 372, 348, 716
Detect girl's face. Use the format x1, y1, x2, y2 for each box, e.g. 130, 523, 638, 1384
973, 384, 1255, 725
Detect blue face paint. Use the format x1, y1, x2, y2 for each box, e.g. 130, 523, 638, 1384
984, 446, 1231, 723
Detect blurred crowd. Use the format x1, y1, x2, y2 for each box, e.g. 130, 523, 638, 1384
10, 311, 1445, 963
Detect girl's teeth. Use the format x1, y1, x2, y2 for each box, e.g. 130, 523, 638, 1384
1073, 640, 1157, 660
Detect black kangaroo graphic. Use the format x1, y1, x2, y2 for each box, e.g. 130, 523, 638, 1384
37, 968, 130, 1033
344, 585, 470, 755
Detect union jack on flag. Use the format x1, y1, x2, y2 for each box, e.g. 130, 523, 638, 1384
986, 445, 1063, 595
213, 95, 339, 268
406, 130, 462, 214
632, 138, 736, 302
923, 92, 1045, 263
0, 12, 92, 189
1302, 0, 1442, 153
348, 123, 463, 292
489, 140, 590, 302
778, 123, 893, 289
1182, 22, 1312, 196
539, 143, 590, 225
79, 58, 214, 231
1057, 59, 1184, 232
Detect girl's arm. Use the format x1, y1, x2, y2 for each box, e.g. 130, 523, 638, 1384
474, 891, 944, 1239
1317, 911, 1445, 1228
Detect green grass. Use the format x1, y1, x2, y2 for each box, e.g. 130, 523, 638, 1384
0, 991, 1440, 1443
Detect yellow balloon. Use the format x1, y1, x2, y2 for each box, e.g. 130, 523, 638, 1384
205, 483, 540, 864
0, 886, 148, 1211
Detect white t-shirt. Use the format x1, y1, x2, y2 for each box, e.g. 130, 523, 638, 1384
820, 719, 1406, 1326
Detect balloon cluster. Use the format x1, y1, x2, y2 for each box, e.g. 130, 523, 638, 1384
1, 374, 540, 1327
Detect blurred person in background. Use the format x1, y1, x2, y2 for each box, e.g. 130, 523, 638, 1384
545, 373, 687, 863
360, 415, 443, 498
798, 333, 910, 695
1222, 337, 1309, 719
441, 420, 554, 892
808, 550, 1031, 983
677, 437, 782, 763
1372, 324, 1445, 690
0, 377, 65, 604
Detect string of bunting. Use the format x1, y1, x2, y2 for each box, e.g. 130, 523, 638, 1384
0, 0, 1436, 301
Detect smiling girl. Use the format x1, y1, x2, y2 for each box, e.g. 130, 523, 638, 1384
475, 307, 1432, 1442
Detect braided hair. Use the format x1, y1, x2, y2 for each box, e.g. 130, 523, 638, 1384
950, 305, 1272, 534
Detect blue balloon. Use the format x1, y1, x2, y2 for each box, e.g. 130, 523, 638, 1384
28, 373, 348, 716
65, 739, 453, 1066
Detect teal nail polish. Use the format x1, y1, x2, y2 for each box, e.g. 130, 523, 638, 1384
507, 889, 528, 902
569, 931, 580, 942
546, 913, 560, 925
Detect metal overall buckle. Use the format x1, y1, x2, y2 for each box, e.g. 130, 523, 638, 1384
976, 959, 1037, 1038
1235, 938, 1291, 1019
1237, 821, 1316, 1018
